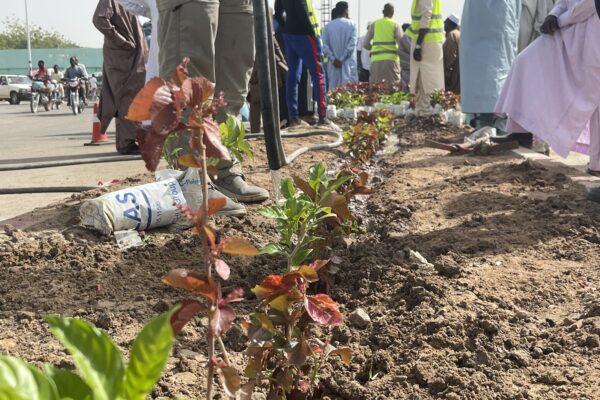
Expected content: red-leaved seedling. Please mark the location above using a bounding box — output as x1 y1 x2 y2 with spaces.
240 260 351 397
127 59 259 399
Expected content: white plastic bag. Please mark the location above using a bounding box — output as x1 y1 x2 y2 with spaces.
444 109 464 127
80 179 186 236
326 105 337 119
156 168 204 212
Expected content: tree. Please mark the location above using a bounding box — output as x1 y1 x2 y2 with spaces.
0 17 80 49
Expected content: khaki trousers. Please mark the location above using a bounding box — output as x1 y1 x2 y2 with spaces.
415 71 433 116
157 0 254 120
157 0 254 169
369 60 401 89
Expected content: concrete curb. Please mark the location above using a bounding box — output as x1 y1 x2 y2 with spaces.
510 147 600 193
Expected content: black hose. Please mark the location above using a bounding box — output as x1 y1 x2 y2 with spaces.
0 155 141 172
0 186 97 194
252 0 286 171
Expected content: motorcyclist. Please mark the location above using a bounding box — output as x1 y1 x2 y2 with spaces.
64 56 88 105
50 65 64 100
32 60 50 80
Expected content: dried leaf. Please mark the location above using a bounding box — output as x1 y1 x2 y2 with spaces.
292 175 316 200
322 193 353 221
162 269 218 304
282 266 318 286
177 154 201 169
287 336 310 367
207 198 226 217
202 117 231 161
328 347 352 364
212 303 236 337
269 295 291 312
170 299 207 335
305 294 343 326
236 381 256 400
252 275 287 301
216 364 241 397
224 288 245 303
182 77 215 109
309 259 330 272
220 237 258 256
203 226 217 251
215 259 231 281
172 57 190 86
127 77 165 121
136 127 166 172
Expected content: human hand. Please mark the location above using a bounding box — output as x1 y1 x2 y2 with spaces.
540 15 559 35
413 47 422 62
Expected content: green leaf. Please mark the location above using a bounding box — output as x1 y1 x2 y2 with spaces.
46 316 124 400
257 206 285 220
43 365 92 400
280 178 295 200
121 309 176 400
259 243 286 255
0 355 59 400
308 162 327 191
291 248 312 267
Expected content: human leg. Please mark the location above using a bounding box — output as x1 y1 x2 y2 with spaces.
116 117 139 154
284 34 303 121
157 0 219 80
295 35 327 119
215 8 255 122
414 72 433 116
589 108 600 171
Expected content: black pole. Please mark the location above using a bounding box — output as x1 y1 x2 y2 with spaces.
252 0 286 171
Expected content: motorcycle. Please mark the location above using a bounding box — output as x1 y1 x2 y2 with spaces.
66 77 87 116
30 79 61 113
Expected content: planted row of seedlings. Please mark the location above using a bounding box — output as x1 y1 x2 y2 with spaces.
0 60 392 399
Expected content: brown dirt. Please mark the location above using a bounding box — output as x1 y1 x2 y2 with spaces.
2 124 600 400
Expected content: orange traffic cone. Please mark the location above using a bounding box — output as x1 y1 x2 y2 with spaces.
84 101 110 146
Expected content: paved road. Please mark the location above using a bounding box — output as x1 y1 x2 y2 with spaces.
0 101 151 221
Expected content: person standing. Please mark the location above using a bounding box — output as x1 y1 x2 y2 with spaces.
117 0 159 82
406 0 445 117
443 14 460 94
88 74 98 101
274 0 335 128
519 0 556 51
357 23 372 82
322 2 358 89
398 23 411 90
496 0 600 174
93 0 147 155
363 3 403 87
155 0 269 211
461 0 521 129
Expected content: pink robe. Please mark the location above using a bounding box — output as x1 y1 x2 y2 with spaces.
495 0 600 159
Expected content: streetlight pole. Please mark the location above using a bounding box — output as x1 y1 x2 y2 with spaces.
24 0 33 74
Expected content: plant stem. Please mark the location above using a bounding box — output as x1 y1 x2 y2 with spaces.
287 227 307 270
217 336 231 365
192 126 215 400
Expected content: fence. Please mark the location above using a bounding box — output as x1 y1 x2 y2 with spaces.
0 48 103 75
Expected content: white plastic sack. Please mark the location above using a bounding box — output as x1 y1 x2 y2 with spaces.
156 168 204 212
443 109 464 127
326 105 337 119
80 179 186 236
345 108 358 120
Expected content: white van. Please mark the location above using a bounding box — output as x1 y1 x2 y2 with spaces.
0 75 32 104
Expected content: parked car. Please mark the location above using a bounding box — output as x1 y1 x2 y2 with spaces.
0 75 32 104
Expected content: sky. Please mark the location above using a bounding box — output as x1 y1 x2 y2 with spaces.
0 0 465 48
